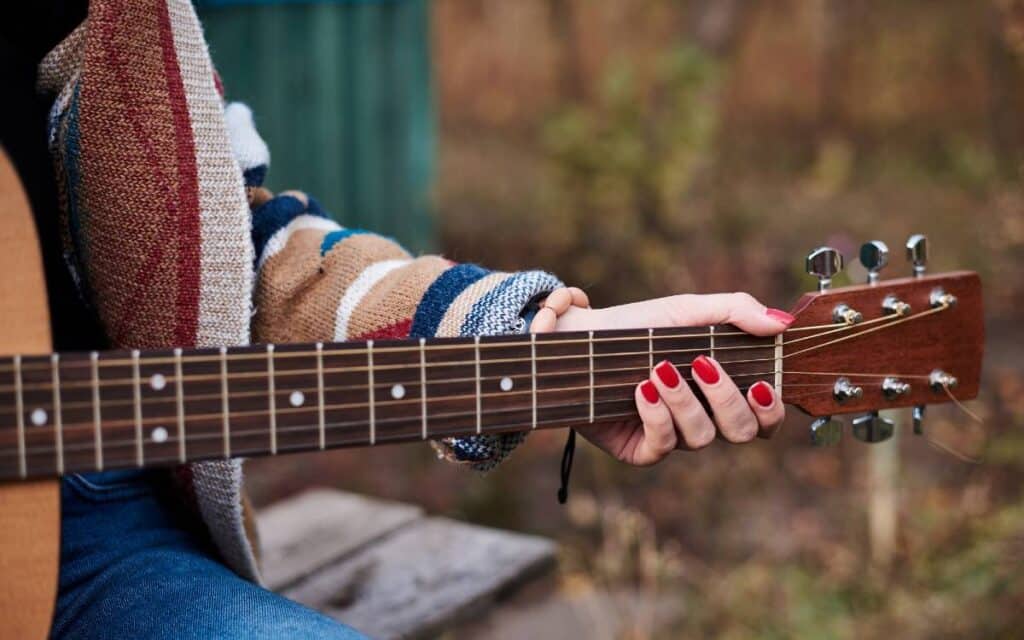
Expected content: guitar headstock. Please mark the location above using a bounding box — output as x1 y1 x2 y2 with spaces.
780 237 983 443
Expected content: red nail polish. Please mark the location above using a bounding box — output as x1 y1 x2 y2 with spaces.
640 380 660 404
691 355 720 385
751 381 774 408
654 360 680 388
766 308 795 325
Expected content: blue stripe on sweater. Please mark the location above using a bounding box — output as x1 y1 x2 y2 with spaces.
250 194 326 262
64 84 88 266
320 229 369 256
410 263 490 338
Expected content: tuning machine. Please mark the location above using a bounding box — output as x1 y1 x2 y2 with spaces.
851 240 896 443
806 246 843 292
805 247 847 444
907 233 928 435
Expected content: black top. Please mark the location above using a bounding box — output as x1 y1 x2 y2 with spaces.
1 1 107 352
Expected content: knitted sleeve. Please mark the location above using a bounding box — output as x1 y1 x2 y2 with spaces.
249 190 562 470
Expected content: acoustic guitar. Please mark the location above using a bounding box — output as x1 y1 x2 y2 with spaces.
0 148 984 637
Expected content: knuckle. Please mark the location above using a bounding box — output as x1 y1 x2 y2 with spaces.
726 418 759 443
687 425 715 449
732 291 757 307
716 389 747 414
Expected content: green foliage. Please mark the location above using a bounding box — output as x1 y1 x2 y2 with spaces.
539 46 720 301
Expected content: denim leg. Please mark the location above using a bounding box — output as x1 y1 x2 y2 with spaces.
53 471 368 640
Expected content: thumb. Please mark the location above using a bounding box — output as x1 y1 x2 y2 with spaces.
661 293 794 336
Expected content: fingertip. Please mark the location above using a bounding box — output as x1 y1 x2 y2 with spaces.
748 380 775 409
639 380 660 405
543 288 573 314
530 306 558 333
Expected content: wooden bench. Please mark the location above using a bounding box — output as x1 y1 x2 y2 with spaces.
257 488 558 639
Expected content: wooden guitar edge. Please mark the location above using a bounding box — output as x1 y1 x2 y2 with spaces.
0 147 61 639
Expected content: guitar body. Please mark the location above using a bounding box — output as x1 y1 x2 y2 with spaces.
0 149 60 638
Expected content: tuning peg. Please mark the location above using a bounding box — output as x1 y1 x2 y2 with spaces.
906 234 928 278
906 234 929 433
809 416 843 446
859 240 889 285
852 413 895 443
806 247 844 292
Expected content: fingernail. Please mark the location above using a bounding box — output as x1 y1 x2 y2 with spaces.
691 355 720 385
654 360 681 388
751 381 774 408
640 380 660 404
766 308 795 325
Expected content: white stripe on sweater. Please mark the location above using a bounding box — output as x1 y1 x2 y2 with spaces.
258 214 340 271
333 259 410 340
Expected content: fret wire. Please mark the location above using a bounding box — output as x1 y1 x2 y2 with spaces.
530 333 537 429
419 338 427 440
267 344 277 455
90 351 103 471
316 342 325 450
52 354 64 474
131 350 142 468
0 341 780 394
648 328 653 370
1 356 781 417
14 355 26 478
588 330 595 423
474 336 481 435
709 325 715 360
220 346 230 458
174 348 186 463
367 340 375 446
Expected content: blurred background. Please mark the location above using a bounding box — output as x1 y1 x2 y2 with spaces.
197 1 1024 637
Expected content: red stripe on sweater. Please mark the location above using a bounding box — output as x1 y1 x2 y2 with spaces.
156 0 202 346
353 318 413 341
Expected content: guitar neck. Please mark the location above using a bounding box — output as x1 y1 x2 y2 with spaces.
0 327 778 480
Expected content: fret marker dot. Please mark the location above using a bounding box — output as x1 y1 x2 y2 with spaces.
30 408 47 426
151 426 169 443
289 391 305 407
500 377 514 392
391 384 406 400
150 373 166 391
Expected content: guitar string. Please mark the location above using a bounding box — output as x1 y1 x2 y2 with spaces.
0 306 937 393
1 367 947 445
0 307 948 422
5 379 972 467
0 342 779 394
3 360 940 416
0 312 909 374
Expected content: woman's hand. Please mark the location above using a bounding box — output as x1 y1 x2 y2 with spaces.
540 292 793 466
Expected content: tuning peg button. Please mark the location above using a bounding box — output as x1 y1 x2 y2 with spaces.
906 234 928 278
852 413 895 443
806 247 844 292
810 417 843 446
859 241 889 284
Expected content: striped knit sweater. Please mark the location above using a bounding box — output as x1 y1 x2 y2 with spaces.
37 0 561 583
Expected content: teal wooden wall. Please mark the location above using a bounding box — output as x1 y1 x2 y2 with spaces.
197 1 436 251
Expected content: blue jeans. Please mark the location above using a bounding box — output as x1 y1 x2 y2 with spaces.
53 470 368 639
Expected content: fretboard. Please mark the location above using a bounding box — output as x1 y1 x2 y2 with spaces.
0 327 778 481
